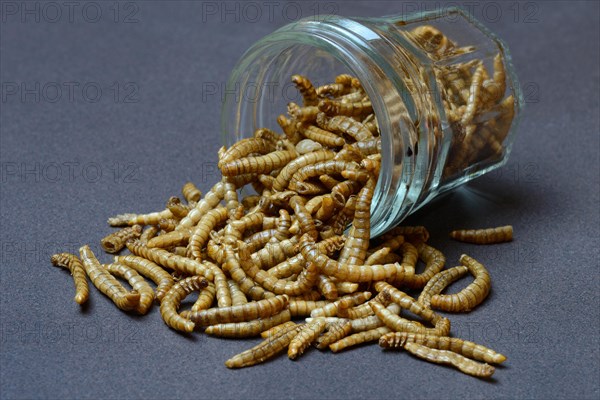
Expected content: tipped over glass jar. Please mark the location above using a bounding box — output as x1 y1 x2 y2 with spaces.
221 7 523 237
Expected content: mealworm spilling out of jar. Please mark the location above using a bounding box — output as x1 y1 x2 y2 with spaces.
50 11 520 378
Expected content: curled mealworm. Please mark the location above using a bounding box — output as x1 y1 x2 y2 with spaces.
330 326 391 353
79 245 140 311
100 225 142 253
115 255 174 302
288 318 328 360
379 332 506 364
418 266 469 308
316 82 351 97
182 182 202 203
191 282 215 311
316 114 373 142
126 241 214 280
219 138 277 166
272 149 335 191
166 197 193 219
105 262 155 314
402 342 495 379
187 207 229 261
261 321 297 339
430 254 491 312
449 225 513 244
187 295 289 326
315 320 353 350
159 276 209 333
288 160 359 193
50 253 89 305
404 243 446 289
292 75 318 106
107 208 173 227
205 309 292 338
225 323 301 368
254 127 282 143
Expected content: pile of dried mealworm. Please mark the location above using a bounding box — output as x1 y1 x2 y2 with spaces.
51 25 515 378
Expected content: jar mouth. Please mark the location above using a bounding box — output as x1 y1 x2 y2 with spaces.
221 15 416 236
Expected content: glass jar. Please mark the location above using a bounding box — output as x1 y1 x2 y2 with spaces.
221 7 523 237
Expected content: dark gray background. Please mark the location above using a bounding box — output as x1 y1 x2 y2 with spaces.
1 1 598 399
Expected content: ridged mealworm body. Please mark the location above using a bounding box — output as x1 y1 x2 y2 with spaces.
288 102 319 122
272 149 335 191
79 245 140 311
107 209 173 227
126 241 214 280
105 262 154 314
166 197 193 219
115 255 174 301
220 150 297 177
288 160 360 192
288 318 328 359
219 138 277 165
449 225 513 244
292 75 318 106
182 182 202 203
404 243 446 289
159 276 209 332
101 225 142 253
51 253 89 304
299 124 345 147
317 114 373 142
338 177 375 266
349 303 401 332
430 254 491 312
288 299 330 317
222 246 269 301
418 266 469 308
192 282 215 311
315 320 353 349
205 309 291 338
158 218 179 232
310 292 372 318
316 274 338 300
402 342 495 378
225 323 301 368
319 99 373 118
384 226 430 243
187 295 289 326
187 207 229 261
176 182 226 230
139 226 159 244
227 279 248 305
146 229 189 249
330 326 391 353
261 321 297 338
379 332 506 364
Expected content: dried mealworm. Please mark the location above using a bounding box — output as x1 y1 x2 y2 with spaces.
318 99 373 118
350 303 401 332
50 253 89 304
101 225 142 253
219 137 277 166
115 255 174 302
288 160 359 192
206 309 292 338
188 295 288 326
277 114 302 144
159 276 209 332
166 197 193 219
227 279 248 306
430 254 491 312
384 226 430 243
449 225 513 244
290 196 318 240
126 241 214 280
330 326 391 353
222 245 268 300
105 262 155 314
482 53 506 107
418 266 469 308
241 194 261 210
315 320 353 349
107 208 174 227
292 74 318 106
146 228 190 249
316 274 338 300
337 292 386 319
299 234 411 283
249 236 300 269
225 323 301 368
272 149 335 191
402 342 495 378
404 243 446 289
299 124 345 147
261 321 297 338
461 63 486 126
191 282 216 311
315 195 336 222
288 318 328 359
139 226 159 244
288 299 330 317
254 127 282 143
316 114 373 142
310 292 372 318
288 102 319 122
379 332 506 364
182 182 202 203
158 218 179 232
348 138 381 156
220 150 296 176
176 181 226 231
79 245 140 311
335 281 360 295
316 82 351 97
187 207 229 260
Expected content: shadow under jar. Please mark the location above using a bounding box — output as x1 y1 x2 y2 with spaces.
221 8 523 237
